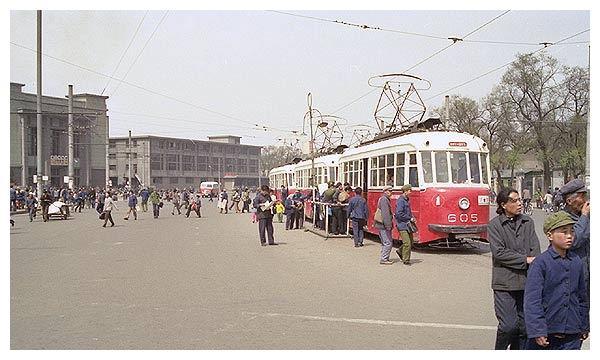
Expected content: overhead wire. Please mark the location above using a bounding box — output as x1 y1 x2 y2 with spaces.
424 28 590 102
330 10 511 116
10 41 294 135
100 10 149 96
109 10 169 97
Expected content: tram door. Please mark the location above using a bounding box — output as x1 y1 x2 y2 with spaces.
361 158 369 198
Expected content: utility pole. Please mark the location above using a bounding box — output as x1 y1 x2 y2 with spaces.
444 95 450 130
218 157 221 190
128 129 132 189
308 93 315 190
105 116 110 191
20 115 27 188
68 84 74 190
36 10 43 198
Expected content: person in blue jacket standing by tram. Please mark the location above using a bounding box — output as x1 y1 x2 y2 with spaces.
346 187 368 247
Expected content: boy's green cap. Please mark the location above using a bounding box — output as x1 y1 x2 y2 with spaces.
543 211 576 233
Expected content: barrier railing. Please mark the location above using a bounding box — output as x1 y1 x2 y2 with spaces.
304 201 350 239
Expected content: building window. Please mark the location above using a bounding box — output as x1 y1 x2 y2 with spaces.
151 154 162 170
109 165 116 171
182 155 194 171
108 153 116 159
185 177 194 184
167 154 179 171
51 129 61 155
133 164 138 173
171 177 179 184
132 153 137 159
153 177 162 184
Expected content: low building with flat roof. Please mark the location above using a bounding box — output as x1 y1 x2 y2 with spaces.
108 134 264 190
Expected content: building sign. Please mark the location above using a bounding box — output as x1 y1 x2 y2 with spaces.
448 142 467 147
50 155 68 166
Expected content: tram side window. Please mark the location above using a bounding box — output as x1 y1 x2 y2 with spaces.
370 157 378 187
421 151 433 183
481 153 489 184
450 152 468 184
468 152 481 183
395 152 405 187
385 154 395 186
408 152 418 187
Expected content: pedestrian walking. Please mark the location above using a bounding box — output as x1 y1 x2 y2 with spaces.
25 193 37 222
488 188 541 350
102 193 118 227
149 190 161 218
275 200 285 223
219 189 228 214
346 187 368 247
140 188 150 212
374 185 394 265
10 185 17 212
284 194 295 230
124 191 138 220
96 190 105 213
229 189 241 213
241 187 250 213
186 194 202 218
558 179 590 302
253 185 277 246
171 190 182 215
394 184 415 265
524 211 589 350
40 190 52 222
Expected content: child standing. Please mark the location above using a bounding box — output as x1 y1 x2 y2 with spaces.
275 200 285 223
524 211 589 350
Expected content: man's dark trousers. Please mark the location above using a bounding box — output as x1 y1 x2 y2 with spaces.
494 290 526 350
258 217 275 245
525 334 582 350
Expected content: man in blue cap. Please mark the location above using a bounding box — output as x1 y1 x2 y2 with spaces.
559 178 590 299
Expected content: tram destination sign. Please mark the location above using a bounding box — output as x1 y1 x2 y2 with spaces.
448 141 467 147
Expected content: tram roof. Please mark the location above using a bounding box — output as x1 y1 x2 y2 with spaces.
340 131 487 160
293 153 341 170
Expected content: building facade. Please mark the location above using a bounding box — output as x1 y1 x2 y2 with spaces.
9 82 108 188
108 134 264 190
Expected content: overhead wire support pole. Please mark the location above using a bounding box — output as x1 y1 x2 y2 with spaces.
36 10 43 198
68 85 74 190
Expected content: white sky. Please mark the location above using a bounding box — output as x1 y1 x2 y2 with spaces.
8 6 590 147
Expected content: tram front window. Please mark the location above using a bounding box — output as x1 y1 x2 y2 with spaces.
435 152 449 183
450 152 468 183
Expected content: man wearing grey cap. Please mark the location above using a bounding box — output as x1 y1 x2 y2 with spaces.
559 178 590 298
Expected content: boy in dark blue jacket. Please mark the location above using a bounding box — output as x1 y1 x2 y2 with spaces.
524 211 589 350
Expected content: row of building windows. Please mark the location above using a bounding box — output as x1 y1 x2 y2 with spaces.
151 177 197 185
151 140 260 156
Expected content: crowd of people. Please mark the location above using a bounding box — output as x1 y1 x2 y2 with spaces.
10 176 591 350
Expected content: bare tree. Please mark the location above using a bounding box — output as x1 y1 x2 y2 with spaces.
500 52 566 189
260 145 303 174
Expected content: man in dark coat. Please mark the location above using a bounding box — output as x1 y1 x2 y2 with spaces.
253 185 277 246
488 188 541 350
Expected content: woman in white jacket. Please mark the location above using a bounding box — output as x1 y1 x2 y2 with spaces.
103 194 118 227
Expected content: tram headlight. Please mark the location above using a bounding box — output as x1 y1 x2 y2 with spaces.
458 197 470 210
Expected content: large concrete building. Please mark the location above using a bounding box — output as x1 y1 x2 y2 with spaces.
108 134 264 190
9 82 108 188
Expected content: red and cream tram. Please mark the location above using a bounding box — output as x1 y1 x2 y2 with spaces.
268 130 491 247
338 130 490 247
269 164 296 200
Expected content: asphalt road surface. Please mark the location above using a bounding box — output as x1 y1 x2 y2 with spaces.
10 201 589 349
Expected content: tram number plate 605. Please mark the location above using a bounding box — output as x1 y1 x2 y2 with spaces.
448 213 478 223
